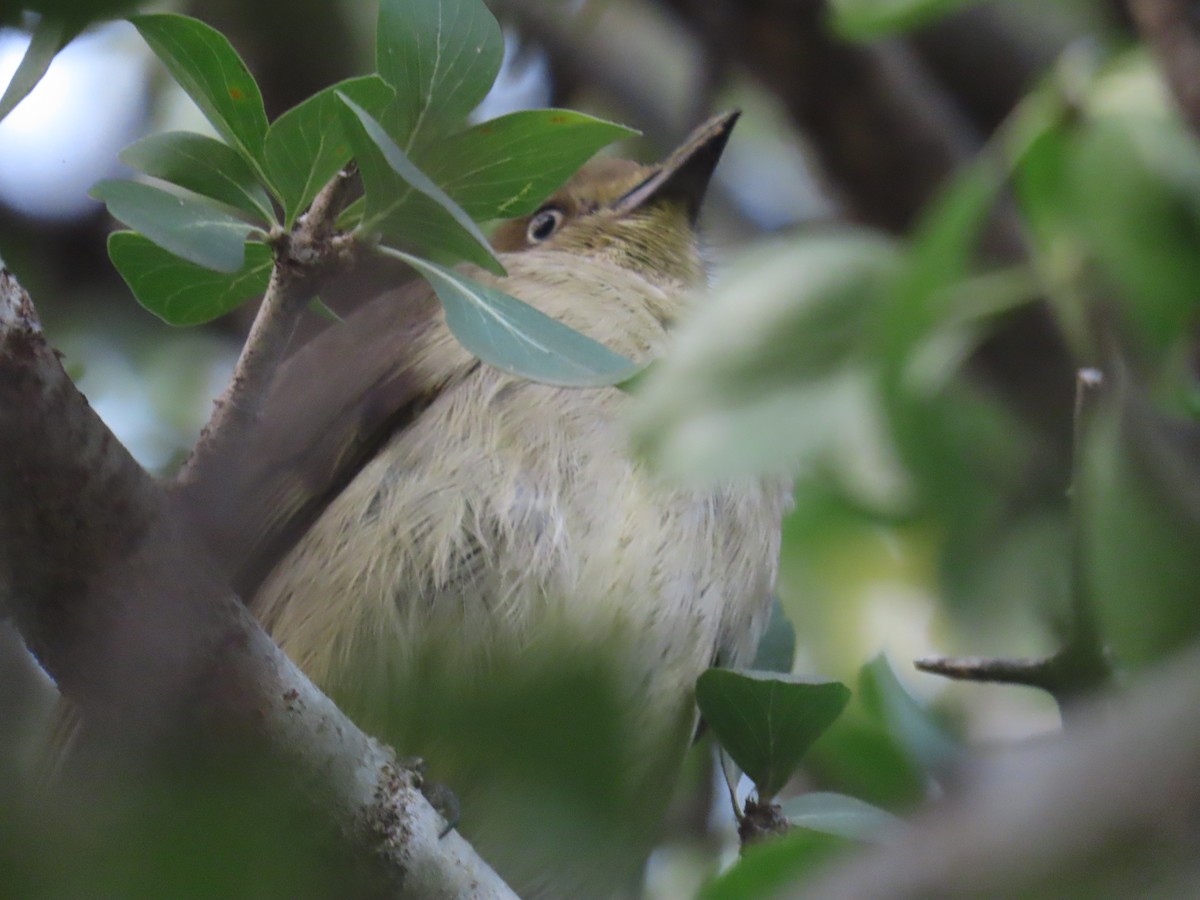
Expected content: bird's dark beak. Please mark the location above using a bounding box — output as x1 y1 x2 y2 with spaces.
611 110 739 223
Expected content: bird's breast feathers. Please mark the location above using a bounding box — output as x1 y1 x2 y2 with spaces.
254 249 788 715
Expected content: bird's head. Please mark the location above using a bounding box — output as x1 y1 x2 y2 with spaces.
491 111 739 288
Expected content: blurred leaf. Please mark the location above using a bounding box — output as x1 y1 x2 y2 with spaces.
339 94 501 274
779 791 902 843
631 232 900 478
130 14 268 169
883 266 1042 417
333 643 664 887
931 266 1044 333
696 669 851 801
805 715 927 811
91 179 259 273
699 829 847 900
120 131 276 223
429 110 638 219
0 15 85 124
752 596 797 674
1069 117 1200 354
264 75 394 227
3 746 379 899
880 159 1002 366
876 157 1036 563
108 231 271 325
375 0 503 147
1011 107 1076 254
638 370 877 480
379 247 639 387
829 0 979 40
859 654 962 773
1082 389 1200 666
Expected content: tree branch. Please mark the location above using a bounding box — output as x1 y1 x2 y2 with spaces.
493 0 701 144
913 654 1065 690
0 265 516 898
177 168 359 491
915 369 1112 718
908 3 1067 135
657 0 978 234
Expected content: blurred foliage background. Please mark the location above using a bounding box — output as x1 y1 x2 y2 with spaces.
4 0 1200 896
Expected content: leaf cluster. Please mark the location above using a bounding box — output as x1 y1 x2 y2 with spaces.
75 0 639 386
642 4 1200 894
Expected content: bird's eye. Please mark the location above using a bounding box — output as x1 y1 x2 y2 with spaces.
526 207 565 243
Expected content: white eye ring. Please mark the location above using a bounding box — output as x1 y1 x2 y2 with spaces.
526 207 564 243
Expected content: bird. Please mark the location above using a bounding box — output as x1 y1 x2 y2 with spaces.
226 111 789 897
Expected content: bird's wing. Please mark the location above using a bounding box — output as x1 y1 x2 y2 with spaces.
184 278 479 599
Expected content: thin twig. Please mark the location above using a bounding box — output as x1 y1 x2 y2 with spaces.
1066 369 1107 667
917 369 1112 721
914 655 1060 691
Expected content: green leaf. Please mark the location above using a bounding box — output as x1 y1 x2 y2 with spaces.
805 716 927 811
130 14 268 168
881 159 1003 367
379 247 640 387
339 94 502 273
874 159 1025 533
695 669 851 801
751 596 796 674
108 231 272 325
859 654 962 773
779 791 902 843
699 829 847 900
264 75 395 227
91 179 259 273
429 110 638 219
0 15 85 124
1082 391 1200 666
1068 117 1200 353
630 232 900 478
1010 99 1074 243
829 0 980 40
375 0 504 148
120 131 275 223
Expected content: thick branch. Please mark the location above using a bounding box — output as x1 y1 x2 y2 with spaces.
1126 0 1200 140
493 0 700 144
909 3 1067 134
0 266 515 898
658 0 978 234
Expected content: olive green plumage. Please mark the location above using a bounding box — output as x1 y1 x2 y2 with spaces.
250 113 788 897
